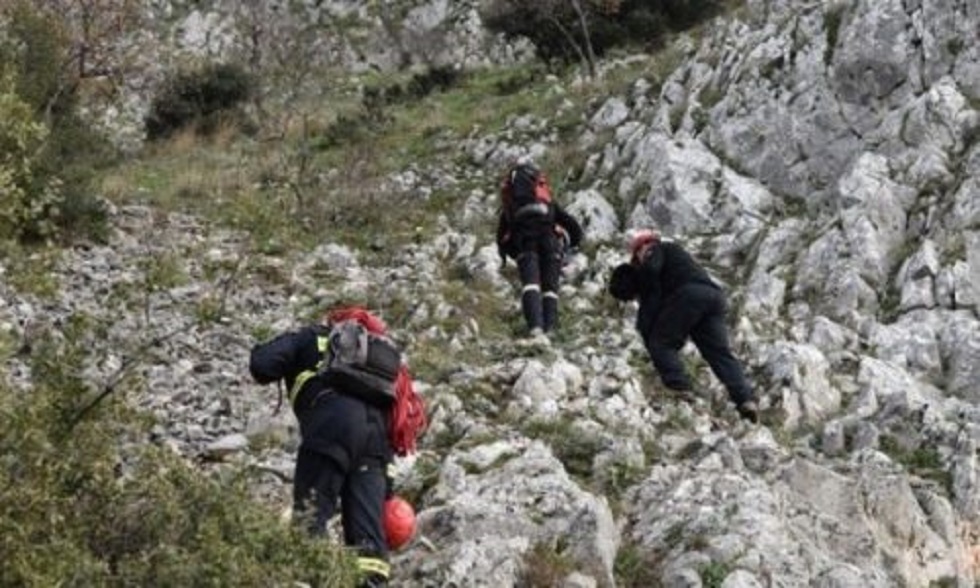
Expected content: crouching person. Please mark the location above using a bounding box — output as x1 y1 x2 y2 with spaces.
250 305 425 587
609 230 759 423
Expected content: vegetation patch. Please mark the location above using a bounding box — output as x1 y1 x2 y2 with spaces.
700 560 732 587
879 434 952 494
0 1 113 245
614 541 668 587
522 541 575 587
145 62 254 141
0 321 357 587
0 243 61 298
523 417 604 483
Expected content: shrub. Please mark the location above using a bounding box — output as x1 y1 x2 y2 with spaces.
482 0 728 67
406 65 462 99
145 62 254 141
0 73 62 242
0 1 111 245
0 317 358 587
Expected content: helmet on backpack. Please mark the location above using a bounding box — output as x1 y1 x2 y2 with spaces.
501 159 552 217
383 495 417 550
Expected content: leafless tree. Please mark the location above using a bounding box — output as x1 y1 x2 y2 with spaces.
6 0 145 121
32 0 144 80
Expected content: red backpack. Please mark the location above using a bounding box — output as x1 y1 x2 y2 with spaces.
501 163 552 218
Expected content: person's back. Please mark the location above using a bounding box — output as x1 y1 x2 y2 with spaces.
494 158 583 335
613 230 758 423
634 240 717 302
249 307 413 587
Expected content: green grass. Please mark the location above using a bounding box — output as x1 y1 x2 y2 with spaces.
523 417 605 483
522 541 575 587
0 242 61 298
614 542 667 587
95 55 623 260
700 560 732 587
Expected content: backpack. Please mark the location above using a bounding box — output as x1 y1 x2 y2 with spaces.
501 163 552 219
319 319 402 407
320 319 427 457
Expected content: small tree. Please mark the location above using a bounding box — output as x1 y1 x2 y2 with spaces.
0 73 62 242
483 0 598 77
0 1 112 244
31 0 145 88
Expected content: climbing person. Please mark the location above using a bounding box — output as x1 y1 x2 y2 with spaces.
608 229 759 423
496 157 584 336
249 306 427 587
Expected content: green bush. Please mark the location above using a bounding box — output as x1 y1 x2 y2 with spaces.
0 317 358 587
145 62 254 140
359 65 464 116
483 0 728 67
0 74 61 242
0 1 111 245
405 65 463 99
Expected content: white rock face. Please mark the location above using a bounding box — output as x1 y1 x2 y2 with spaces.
4 0 980 586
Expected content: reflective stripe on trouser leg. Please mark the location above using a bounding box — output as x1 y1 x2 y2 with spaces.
357 556 391 578
521 284 543 332
542 291 558 333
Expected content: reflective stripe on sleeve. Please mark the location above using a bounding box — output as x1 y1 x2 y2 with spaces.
289 335 330 405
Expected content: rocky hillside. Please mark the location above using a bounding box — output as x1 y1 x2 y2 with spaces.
2 0 979 586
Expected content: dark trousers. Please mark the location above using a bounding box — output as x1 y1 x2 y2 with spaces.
293 448 387 552
516 233 561 332
643 283 753 405
293 393 391 584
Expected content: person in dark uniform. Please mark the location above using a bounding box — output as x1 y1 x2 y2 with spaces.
496 158 584 336
609 229 759 423
249 306 404 587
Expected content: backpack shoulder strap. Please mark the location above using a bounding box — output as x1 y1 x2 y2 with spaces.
289 327 332 406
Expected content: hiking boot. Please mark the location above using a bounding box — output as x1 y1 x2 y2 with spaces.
517 327 550 348
737 401 759 424
663 384 695 402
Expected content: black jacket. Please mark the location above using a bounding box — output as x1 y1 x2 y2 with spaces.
249 326 322 404
634 240 719 335
496 203 584 260
250 325 393 462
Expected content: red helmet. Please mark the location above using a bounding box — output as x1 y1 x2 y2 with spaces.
383 496 417 550
628 229 660 260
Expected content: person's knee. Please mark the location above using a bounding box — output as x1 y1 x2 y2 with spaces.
648 332 684 352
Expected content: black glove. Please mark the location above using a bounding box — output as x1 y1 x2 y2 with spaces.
609 263 638 301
